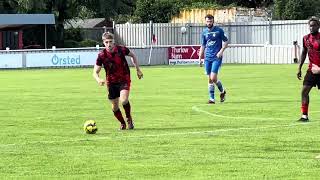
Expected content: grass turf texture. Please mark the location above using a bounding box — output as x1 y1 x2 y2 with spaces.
0 64 320 179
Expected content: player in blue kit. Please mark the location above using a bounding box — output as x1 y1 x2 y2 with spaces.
198 14 228 104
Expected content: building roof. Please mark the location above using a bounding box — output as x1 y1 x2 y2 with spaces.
65 18 108 29
0 14 55 29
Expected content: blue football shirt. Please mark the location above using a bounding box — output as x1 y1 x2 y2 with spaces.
201 26 228 61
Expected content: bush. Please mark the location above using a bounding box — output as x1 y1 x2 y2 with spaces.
134 0 182 23
64 40 80 48
79 39 100 47
64 28 83 42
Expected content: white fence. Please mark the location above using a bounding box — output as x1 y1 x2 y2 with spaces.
224 44 297 64
0 44 301 69
115 20 308 47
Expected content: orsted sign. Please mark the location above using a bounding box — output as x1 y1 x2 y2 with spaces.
26 52 97 67
51 54 80 65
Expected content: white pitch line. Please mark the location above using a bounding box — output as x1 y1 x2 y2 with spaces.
0 105 315 147
0 123 310 148
192 104 320 120
192 105 291 120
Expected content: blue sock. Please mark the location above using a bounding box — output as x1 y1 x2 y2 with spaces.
208 83 215 100
216 80 224 93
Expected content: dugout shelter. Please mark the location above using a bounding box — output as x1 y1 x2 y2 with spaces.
0 14 55 50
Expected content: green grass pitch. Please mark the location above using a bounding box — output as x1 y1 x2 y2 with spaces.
0 64 320 179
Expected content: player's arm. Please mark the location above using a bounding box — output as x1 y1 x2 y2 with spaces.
293 41 299 63
127 51 143 79
216 30 229 58
216 40 229 58
311 63 320 74
198 46 205 67
199 32 206 67
93 65 105 86
297 40 308 80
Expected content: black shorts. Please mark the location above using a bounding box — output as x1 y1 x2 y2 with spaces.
303 71 320 89
107 82 130 99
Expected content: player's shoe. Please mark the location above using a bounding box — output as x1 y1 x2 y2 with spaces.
119 123 126 130
208 99 215 104
297 117 309 122
127 118 134 130
220 90 226 102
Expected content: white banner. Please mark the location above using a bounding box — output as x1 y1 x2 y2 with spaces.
0 54 23 68
26 52 99 67
169 59 200 65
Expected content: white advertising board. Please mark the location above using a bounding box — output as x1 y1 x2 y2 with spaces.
26 52 99 67
0 54 23 68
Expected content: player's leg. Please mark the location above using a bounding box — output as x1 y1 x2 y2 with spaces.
119 82 134 129
109 84 126 130
300 85 312 121
211 60 226 102
299 71 315 121
205 60 215 103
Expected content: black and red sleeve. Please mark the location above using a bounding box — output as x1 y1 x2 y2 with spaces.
121 46 130 56
96 53 103 66
303 37 307 49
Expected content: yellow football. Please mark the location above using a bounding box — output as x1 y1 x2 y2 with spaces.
83 120 98 134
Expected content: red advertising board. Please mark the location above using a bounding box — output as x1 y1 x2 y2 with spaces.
168 46 201 65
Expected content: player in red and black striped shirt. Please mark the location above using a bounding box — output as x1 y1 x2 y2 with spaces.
93 32 143 130
297 17 320 122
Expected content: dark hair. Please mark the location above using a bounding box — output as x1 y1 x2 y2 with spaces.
205 14 214 20
308 16 320 26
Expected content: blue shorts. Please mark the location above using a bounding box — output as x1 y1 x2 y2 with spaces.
204 59 222 75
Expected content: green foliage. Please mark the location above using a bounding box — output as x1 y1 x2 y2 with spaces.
64 27 83 42
0 0 18 13
114 14 141 23
134 0 183 23
273 0 287 20
182 2 234 10
63 39 80 48
16 0 47 13
283 0 304 20
182 2 222 10
83 0 135 20
77 6 95 19
133 0 239 23
274 0 320 20
79 39 100 47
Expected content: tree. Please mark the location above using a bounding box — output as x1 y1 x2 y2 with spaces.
82 0 136 20
214 0 273 8
273 0 320 20
273 0 287 19
282 0 320 20
0 0 18 13
282 0 303 20
134 0 183 23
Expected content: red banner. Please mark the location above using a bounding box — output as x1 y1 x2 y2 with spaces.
168 46 201 65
